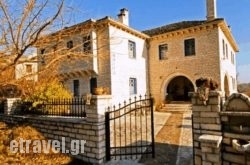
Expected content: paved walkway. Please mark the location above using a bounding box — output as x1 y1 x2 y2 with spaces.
176 113 193 165
104 111 193 165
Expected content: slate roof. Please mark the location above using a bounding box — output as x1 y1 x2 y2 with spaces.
143 20 215 36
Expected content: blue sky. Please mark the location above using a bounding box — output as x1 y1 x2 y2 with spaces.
66 0 250 83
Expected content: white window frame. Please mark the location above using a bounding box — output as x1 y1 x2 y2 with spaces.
128 40 136 58
129 78 137 95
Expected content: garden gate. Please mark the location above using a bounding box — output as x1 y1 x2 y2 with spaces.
105 95 155 161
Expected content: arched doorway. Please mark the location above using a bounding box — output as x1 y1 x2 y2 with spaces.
166 76 194 102
224 75 230 98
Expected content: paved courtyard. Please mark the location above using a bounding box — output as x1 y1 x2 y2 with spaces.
105 111 193 165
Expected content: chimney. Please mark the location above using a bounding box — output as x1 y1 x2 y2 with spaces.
206 0 217 20
118 8 129 26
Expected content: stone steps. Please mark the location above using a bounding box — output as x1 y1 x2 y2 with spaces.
157 102 192 113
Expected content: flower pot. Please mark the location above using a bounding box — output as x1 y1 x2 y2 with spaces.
94 87 104 95
102 87 110 94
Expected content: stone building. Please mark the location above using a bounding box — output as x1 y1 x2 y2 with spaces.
15 55 38 82
36 9 148 105
35 0 239 106
144 0 238 104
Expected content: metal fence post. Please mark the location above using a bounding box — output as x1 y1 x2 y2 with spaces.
105 112 111 161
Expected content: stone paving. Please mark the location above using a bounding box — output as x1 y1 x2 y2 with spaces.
104 111 193 165
176 112 193 165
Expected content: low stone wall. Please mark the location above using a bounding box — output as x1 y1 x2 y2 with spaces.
0 95 112 165
191 91 250 165
220 93 250 165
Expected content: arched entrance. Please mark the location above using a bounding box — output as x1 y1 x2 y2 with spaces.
166 76 194 102
224 75 230 98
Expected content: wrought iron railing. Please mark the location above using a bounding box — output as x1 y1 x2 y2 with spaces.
0 99 4 114
105 95 155 161
18 98 87 118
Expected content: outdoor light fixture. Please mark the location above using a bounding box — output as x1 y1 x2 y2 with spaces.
85 93 92 105
82 93 92 117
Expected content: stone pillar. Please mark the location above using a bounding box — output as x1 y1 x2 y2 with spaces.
85 95 112 164
199 134 222 164
191 91 223 165
4 98 21 115
85 95 112 123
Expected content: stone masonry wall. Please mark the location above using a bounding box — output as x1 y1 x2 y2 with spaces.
0 95 112 165
149 25 221 105
191 91 250 165
191 91 224 165
220 93 250 165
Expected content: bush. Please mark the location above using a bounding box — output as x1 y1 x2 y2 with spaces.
25 80 72 108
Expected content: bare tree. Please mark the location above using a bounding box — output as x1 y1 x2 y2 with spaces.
0 0 68 99
0 0 64 70
0 1 121 98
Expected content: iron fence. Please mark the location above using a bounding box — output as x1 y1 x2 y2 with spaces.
0 99 4 114
105 95 155 161
19 98 87 118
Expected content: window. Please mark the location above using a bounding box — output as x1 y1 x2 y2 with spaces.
73 80 79 97
231 77 236 90
25 64 32 73
67 40 73 49
231 51 235 64
184 38 195 56
90 77 97 94
83 35 91 53
128 40 136 58
222 39 225 58
159 44 168 60
129 78 137 95
234 78 236 89
40 49 45 54
225 44 228 59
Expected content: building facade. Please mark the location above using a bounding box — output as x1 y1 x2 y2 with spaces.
144 18 238 104
35 0 239 106
144 0 238 105
36 9 148 105
15 56 38 82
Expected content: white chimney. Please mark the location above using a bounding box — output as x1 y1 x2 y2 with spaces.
206 0 217 20
118 8 129 26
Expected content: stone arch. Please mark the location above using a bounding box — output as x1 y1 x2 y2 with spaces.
223 93 250 112
161 73 195 102
224 74 230 98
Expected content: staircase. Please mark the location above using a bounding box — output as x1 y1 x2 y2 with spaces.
157 101 192 113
